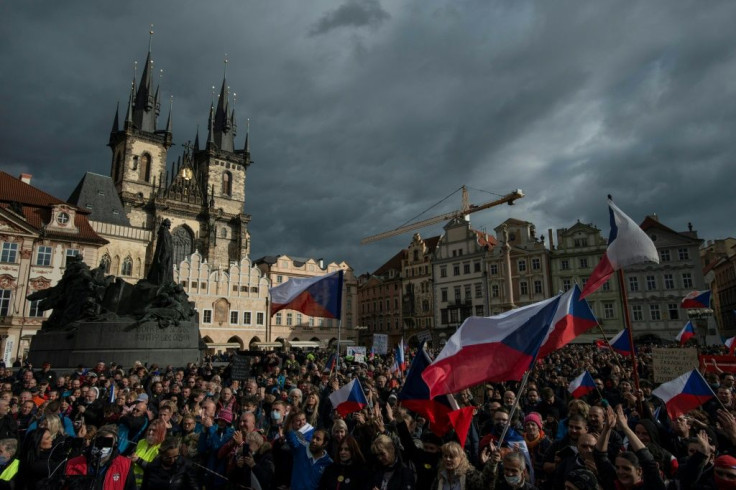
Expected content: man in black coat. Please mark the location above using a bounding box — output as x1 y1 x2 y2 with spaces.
0 400 17 440
141 438 200 490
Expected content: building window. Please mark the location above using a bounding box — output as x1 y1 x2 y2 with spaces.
520 281 528 296
287 313 293 326
603 302 615 319
579 258 588 269
650 304 661 321
0 289 10 316
518 260 527 272
441 288 448 302
139 153 151 182
29 299 44 317
664 274 674 289
463 263 470 274
202 310 212 323
230 311 239 324
309 317 314 327
100 254 111 273
561 260 569 271
574 238 588 247
222 171 232 196
475 282 482 298
453 264 460 276
1 243 18 263
682 273 693 289
660 249 671 262
454 286 461 302
491 284 499 297
475 305 484 316
440 266 447 278
490 264 498 275
296 314 302 325
474 261 481 272
36 246 52 266
64 249 80 267
534 280 543 294
256 312 264 325
602 281 611 291
532 258 541 270
441 310 449 324
668 304 679 320
275 313 282 325
562 279 571 291
646 275 656 290
632 305 643 321
678 248 689 260
121 257 133 276
276 275 283 284
629 276 639 292
464 284 471 301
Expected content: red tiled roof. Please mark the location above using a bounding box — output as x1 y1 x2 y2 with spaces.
374 249 406 276
0 172 107 244
472 229 497 249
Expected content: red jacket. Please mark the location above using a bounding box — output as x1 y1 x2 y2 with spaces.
65 454 135 490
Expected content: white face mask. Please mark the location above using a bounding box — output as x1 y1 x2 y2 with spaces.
91 447 112 460
505 475 522 487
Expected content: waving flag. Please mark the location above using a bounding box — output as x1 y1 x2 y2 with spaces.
270 270 343 318
609 329 636 356
580 198 659 299
392 338 406 375
323 353 337 373
328 378 368 417
568 371 596 399
652 370 715 419
676 321 696 345
682 290 711 309
422 286 597 398
725 337 736 354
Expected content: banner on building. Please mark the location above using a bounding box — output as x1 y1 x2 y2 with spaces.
651 348 699 383
2 338 14 367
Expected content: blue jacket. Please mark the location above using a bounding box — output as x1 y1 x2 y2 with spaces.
286 430 332 490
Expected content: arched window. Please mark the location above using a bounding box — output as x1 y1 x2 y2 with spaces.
100 254 111 274
221 171 232 196
121 256 133 276
172 226 194 267
139 154 151 183
220 227 228 238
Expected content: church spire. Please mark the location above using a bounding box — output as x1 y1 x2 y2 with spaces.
132 26 159 133
111 102 120 133
165 95 173 134
212 56 235 153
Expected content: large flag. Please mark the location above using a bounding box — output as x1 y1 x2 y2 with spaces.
422 286 597 398
580 199 659 299
328 378 368 417
269 270 343 318
675 321 696 345
681 290 711 309
568 371 596 399
652 370 715 419
608 329 636 356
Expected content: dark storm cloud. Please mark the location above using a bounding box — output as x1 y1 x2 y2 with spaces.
2 1 736 274
309 0 390 37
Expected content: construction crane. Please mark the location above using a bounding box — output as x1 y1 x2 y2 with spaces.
360 186 524 245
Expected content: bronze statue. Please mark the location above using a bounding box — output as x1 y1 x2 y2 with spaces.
147 218 174 285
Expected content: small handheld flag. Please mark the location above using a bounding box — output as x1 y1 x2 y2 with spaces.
675 321 696 345
652 369 715 419
269 270 343 318
681 290 711 309
328 378 368 417
608 329 636 356
568 371 596 399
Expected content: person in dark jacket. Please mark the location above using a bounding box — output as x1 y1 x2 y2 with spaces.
369 434 415 490
225 431 275 490
141 437 200 490
0 400 17 441
63 424 137 490
319 435 370 490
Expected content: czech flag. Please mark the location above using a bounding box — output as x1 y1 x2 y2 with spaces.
270 270 343 318
725 337 736 354
580 198 659 299
328 378 368 417
675 321 696 345
652 369 716 419
681 290 711 309
422 285 597 398
568 371 596 399
608 329 636 356
392 338 406 374
504 428 535 483
323 353 337 373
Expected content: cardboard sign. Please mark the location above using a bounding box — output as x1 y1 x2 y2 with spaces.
373 334 388 355
346 346 366 363
416 330 432 343
651 348 699 383
231 354 252 381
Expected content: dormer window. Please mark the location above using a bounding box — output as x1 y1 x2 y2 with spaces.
57 212 70 225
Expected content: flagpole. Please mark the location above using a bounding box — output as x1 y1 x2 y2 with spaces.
336 318 342 373
498 368 534 446
617 269 643 405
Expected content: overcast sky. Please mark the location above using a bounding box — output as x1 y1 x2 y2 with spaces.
2 1 734 274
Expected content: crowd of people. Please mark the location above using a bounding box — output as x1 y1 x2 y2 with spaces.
1 342 735 490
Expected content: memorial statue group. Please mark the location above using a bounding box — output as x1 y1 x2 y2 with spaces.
1 341 736 490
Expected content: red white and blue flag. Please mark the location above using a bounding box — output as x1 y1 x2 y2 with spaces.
422 285 597 398
681 290 711 309
608 329 636 356
323 353 337 373
398 345 474 444
652 369 716 419
392 338 406 374
675 321 696 345
270 270 343 318
568 371 596 398
580 198 659 299
725 337 736 354
328 378 368 417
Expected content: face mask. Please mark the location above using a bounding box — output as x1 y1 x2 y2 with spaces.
271 411 282 421
91 447 112 460
505 475 522 487
0 455 8 465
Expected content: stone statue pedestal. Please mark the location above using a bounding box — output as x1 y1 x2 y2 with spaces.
28 320 201 368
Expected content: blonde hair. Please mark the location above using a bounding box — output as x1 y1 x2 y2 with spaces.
568 399 590 419
371 434 395 460
438 442 472 476
42 414 65 440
